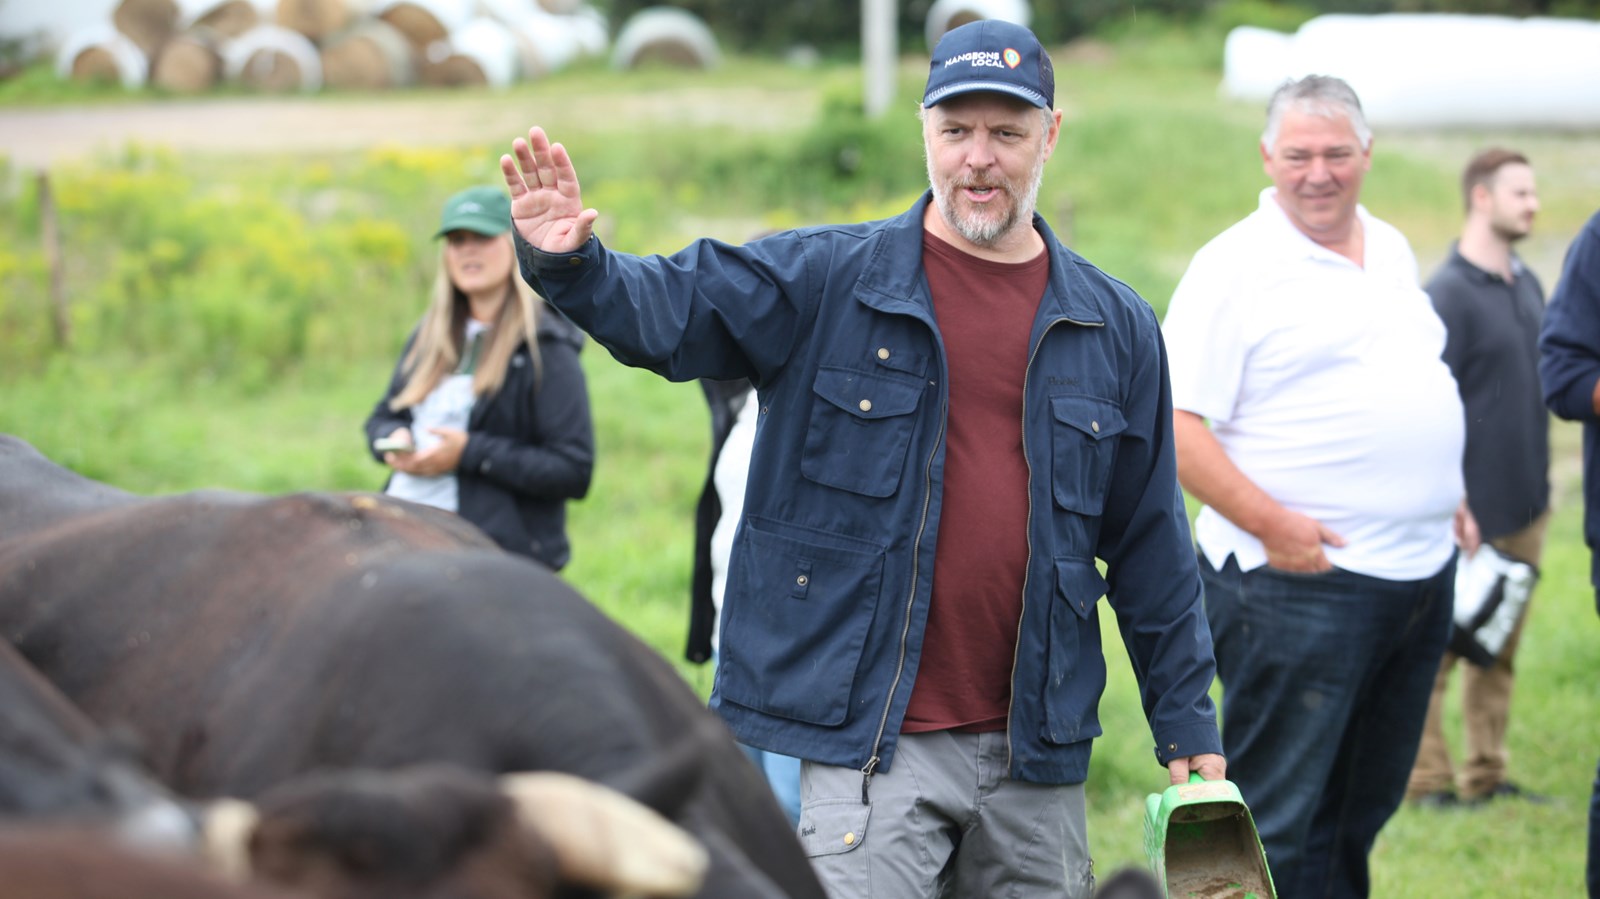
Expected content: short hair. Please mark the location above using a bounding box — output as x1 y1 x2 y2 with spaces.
1460 147 1530 211
1261 75 1372 152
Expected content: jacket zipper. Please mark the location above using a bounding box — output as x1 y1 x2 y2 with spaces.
862 387 949 804
1006 315 1104 773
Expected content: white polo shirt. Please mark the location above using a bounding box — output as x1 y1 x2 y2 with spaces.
1163 188 1464 580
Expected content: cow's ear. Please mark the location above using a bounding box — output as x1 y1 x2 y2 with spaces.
499 772 708 896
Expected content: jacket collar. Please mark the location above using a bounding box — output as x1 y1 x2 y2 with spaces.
852 191 1106 326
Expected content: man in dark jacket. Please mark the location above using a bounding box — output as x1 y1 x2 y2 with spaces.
1536 206 1600 899
499 20 1223 898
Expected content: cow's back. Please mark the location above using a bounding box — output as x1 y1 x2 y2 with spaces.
0 475 822 898
0 435 141 541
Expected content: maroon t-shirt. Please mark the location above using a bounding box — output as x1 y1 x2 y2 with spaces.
902 230 1050 734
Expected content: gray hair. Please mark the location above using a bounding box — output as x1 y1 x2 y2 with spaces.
1261 75 1372 152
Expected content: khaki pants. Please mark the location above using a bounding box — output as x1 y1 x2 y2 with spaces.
1408 511 1549 801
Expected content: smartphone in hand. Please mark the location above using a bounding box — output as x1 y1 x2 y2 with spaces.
373 436 415 454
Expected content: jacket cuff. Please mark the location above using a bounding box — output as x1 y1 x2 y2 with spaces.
514 231 598 281
1151 720 1224 766
1556 370 1600 422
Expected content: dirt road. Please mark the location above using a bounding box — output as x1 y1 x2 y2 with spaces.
0 86 817 171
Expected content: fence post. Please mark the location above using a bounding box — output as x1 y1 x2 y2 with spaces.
37 169 70 348
862 0 896 120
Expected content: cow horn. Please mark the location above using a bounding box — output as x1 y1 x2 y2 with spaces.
499 771 709 896
199 797 260 882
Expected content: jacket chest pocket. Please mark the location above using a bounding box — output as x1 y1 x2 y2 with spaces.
801 366 925 498
1049 395 1127 515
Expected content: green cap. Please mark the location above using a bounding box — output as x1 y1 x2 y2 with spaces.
435 186 511 238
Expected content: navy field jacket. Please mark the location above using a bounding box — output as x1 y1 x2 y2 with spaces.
517 192 1221 784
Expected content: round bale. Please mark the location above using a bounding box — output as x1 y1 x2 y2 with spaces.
224 23 323 92
114 0 182 56
376 0 475 53
183 0 273 39
151 27 225 92
611 7 719 71
924 0 1032 51
501 9 581 79
56 24 149 88
276 0 358 42
321 18 417 90
418 17 519 88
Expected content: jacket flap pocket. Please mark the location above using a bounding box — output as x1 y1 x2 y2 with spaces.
813 366 922 420
1056 558 1109 620
800 798 872 858
1050 395 1127 441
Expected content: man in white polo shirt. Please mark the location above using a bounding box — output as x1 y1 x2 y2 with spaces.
1162 75 1465 899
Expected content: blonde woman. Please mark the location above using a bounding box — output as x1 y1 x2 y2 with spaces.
365 186 593 569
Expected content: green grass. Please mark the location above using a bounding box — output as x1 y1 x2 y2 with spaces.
3 18 1599 895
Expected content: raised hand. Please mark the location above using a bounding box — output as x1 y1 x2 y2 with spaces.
500 126 600 254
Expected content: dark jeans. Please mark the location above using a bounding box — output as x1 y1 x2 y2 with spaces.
1199 552 1452 899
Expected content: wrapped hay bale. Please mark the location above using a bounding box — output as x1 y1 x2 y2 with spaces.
418 16 519 87
321 18 417 89
277 0 368 42
224 23 323 92
375 0 474 53
182 0 274 39
924 0 1031 50
566 4 608 58
498 8 582 79
611 7 718 71
150 26 225 92
114 0 181 56
56 24 149 88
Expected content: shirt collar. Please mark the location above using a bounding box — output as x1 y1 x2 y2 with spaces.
1257 187 1373 266
1447 242 1525 284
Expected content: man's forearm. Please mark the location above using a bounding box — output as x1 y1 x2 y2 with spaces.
1172 411 1284 538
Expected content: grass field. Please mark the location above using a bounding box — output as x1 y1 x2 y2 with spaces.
3 16 1598 895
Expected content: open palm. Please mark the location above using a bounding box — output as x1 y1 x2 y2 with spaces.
500 126 599 254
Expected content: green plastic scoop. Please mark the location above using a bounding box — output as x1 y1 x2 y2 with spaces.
1141 774 1276 899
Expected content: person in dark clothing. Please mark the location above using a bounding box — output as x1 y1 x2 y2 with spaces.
499 20 1223 899
1409 148 1549 808
365 185 593 569
1536 206 1600 899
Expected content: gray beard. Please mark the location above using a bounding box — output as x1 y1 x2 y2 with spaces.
927 155 1046 249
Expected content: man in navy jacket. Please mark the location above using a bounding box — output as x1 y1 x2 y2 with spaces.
1536 206 1600 899
500 21 1223 898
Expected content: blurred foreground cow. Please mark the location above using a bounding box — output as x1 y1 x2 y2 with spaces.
0 434 823 899
0 636 708 899
0 634 196 845
0 761 708 899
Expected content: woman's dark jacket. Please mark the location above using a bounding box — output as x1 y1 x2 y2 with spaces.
365 303 593 569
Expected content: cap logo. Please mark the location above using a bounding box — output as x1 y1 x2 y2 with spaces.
459 202 482 212
1003 48 1021 68
943 49 1005 70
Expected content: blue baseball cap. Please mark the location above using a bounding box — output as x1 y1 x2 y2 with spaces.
923 19 1054 110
